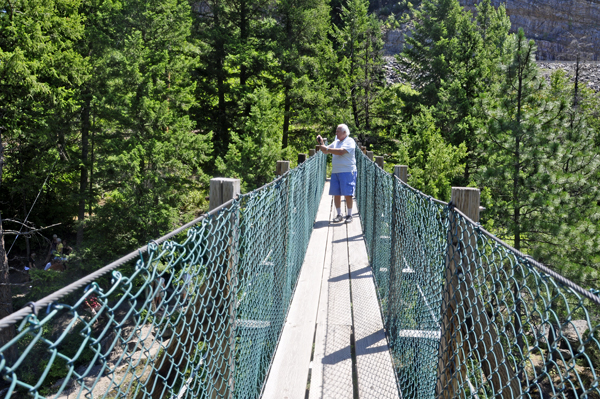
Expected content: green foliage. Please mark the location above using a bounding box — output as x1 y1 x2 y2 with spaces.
477 31 600 288
397 0 510 182
84 0 212 253
218 87 285 191
334 0 385 132
393 107 467 200
479 30 559 247
0 0 88 240
2 0 599 334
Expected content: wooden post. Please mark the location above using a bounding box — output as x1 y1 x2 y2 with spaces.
210 178 241 211
374 156 384 169
393 165 408 183
207 178 240 399
309 149 316 157
437 187 520 398
298 153 306 164
209 178 240 399
366 151 374 161
315 145 321 153
361 146 367 155
451 188 480 221
276 160 290 177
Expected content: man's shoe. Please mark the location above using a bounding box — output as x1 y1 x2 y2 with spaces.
345 215 353 223
333 215 344 223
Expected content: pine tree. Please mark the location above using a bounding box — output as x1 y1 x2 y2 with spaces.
192 0 283 158
398 0 510 182
394 106 467 200
87 0 211 252
528 71 600 286
217 87 285 191
272 0 334 149
479 29 565 252
0 0 87 356
335 0 385 132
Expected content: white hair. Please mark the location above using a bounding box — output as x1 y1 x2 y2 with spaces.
337 124 350 137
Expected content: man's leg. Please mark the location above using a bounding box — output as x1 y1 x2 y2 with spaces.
330 173 343 222
341 171 356 222
333 195 344 222
345 196 353 214
334 195 342 210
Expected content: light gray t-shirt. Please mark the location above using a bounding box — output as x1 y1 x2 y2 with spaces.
328 136 357 174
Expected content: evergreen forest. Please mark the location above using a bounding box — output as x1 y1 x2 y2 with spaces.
1 0 599 322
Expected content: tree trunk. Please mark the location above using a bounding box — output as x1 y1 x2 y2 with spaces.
239 0 251 118
214 6 228 156
282 87 291 149
364 37 371 130
77 96 90 248
0 133 17 361
573 54 580 108
22 200 30 260
350 33 360 128
89 124 94 217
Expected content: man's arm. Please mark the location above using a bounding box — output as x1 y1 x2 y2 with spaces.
319 146 347 155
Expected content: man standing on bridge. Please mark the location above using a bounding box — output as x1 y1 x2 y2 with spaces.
317 124 357 223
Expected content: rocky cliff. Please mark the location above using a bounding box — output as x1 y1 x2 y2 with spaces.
383 0 600 60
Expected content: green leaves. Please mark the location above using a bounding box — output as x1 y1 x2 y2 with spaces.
394 106 467 200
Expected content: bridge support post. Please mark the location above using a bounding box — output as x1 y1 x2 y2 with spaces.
208 177 241 399
374 156 384 169
437 187 520 398
276 160 290 177
298 153 307 164
210 178 241 211
366 151 374 161
393 165 408 183
309 149 316 157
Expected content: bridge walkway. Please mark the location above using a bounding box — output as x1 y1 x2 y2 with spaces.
263 181 399 398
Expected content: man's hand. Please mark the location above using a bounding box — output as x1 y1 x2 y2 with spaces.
316 135 324 146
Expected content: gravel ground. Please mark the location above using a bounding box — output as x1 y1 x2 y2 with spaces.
383 57 600 93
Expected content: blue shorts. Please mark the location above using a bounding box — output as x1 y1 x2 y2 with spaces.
329 172 357 196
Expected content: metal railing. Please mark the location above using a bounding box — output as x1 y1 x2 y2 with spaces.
356 148 600 399
0 152 327 399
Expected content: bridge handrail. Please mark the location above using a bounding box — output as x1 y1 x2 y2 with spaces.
0 152 327 399
356 147 600 399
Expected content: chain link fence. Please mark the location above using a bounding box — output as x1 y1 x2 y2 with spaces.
0 152 327 399
356 149 600 399
2 146 599 399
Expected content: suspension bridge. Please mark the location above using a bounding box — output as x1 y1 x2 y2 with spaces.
0 148 599 399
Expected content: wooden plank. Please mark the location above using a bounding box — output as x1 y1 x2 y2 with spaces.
324 219 352 326
309 324 353 399
346 210 400 398
262 183 333 399
309 203 353 399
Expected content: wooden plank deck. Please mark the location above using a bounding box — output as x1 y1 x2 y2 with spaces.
262 181 334 398
262 185 400 398
346 210 400 398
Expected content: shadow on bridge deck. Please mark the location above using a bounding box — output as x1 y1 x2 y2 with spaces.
262 181 400 399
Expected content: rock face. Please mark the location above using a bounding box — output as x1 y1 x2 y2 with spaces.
382 0 600 61
460 0 600 61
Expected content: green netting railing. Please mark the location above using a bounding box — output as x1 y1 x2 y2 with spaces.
356 149 600 399
0 152 326 399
